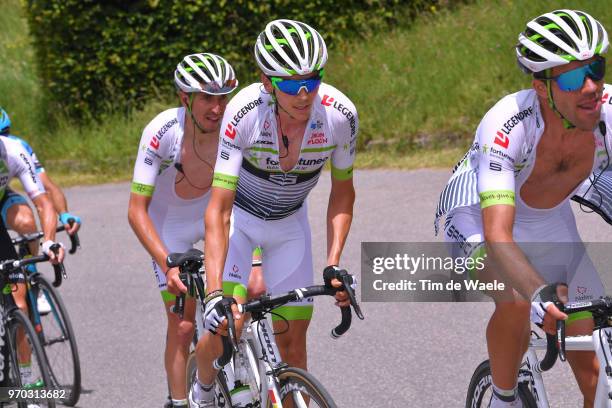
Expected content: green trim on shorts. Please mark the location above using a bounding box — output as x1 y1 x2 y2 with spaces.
479 190 515 209
2 284 11 295
212 172 238 191
252 246 262 257
271 305 314 321
331 165 353 181
161 290 175 303
223 281 247 299
131 182 155 196
567 311 593 325
468 244 487 281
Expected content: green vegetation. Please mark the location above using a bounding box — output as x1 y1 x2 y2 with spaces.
2 0 612 185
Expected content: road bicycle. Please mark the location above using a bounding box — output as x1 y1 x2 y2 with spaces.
466 296 612 407
0 253 62 408
168 248 364 408
10 224 81 406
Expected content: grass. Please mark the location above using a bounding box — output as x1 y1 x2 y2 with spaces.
3 0 612 186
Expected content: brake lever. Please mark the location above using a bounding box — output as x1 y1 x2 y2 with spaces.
67 219 81 254
223 299 239 353
338 271 364 320
556 319 566 362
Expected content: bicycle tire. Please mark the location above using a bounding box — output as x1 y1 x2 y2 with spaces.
33 275 81 406
7 309 56 408
465 360 537 408
268 366 337 408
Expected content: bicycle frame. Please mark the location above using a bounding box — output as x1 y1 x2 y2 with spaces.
524 327 612 408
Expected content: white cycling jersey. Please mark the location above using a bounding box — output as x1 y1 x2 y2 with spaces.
435 84 612 233
212 82 358 220
211 82 358 319
0 136 44 201
131 107 210 299
437 85 612 305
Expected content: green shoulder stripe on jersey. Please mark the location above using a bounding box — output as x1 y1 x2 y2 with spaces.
479 190 515 209
331 165 353 180
212 173 239 191
131 182 155 196
271 305 314 321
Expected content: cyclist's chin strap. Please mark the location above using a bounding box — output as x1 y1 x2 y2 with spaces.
545 78 575 130
186 93 206 133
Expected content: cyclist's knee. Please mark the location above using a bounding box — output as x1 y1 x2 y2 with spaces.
8 204 36 233
173 319 195 345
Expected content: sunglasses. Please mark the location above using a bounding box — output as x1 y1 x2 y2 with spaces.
540 57 606 92
270 70 324 95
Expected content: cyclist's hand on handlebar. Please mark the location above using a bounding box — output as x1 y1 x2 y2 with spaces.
531 282 568 335
41 240 65 264
204 295 240 336
59 212 81 235
166 267 187 295
331 278 351 307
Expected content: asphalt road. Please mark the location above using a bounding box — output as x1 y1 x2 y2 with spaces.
35 169 612 407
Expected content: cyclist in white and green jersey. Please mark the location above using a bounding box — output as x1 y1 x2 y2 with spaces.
436 10 611 407
128 53 239 408
190 19 358 407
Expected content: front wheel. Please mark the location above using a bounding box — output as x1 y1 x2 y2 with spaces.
465 360 536 408
32 275 81 406
268 367 337 408
7 309 56 408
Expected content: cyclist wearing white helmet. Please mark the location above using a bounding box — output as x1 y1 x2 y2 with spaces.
128 53 240 408
436 9 610 407
189 19 358 407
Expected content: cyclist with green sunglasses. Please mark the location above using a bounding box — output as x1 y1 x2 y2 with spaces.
435 9 611 407
189 19 359 407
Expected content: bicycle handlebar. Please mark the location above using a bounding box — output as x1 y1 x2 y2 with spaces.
0 243 65 284
539 297 612 372
11 219 80 255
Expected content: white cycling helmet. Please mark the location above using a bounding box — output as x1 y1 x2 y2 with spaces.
254 19 328 77
516 9 609 73
174 53 238 94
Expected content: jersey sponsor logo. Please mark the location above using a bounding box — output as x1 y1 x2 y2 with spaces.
321 95 334 106
499 107 533 135
260 131 272 139
222 138 241 150
229 97 264 127
489 161 502 172
19 153 37 184
144 157 153 166
154 118 178 142
254 140 273 145
268 173 298 186
494 131 509 149
264 120 270 130
150 136 160 150
310 120 323 130
489 146 515 163
321 94 357 139
225 123 237 140
307 132 327 145
603 93 612 105
220 150 230 160
298 157 328 166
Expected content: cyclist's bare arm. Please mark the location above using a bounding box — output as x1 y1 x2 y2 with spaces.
39 172 80 234
482 204 544 299
204 186 236 293
31 192 64 263
128 193 186 293
326 176 355 266
326 176 355 307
